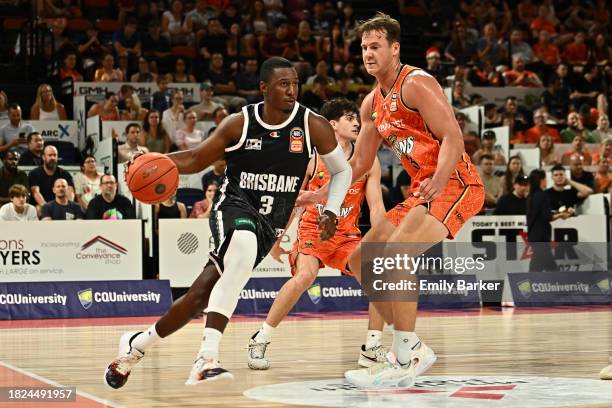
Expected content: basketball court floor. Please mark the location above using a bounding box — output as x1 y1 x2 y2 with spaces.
1 307 612 407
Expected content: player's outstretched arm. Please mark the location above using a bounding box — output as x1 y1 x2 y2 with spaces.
364 157 386 227
350 91 383 184
166 112 244 174
403 71 465 201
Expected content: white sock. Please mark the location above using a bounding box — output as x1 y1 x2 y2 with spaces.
254 321 275 343
391 330 420 366
365 330 383 349
198 327 223 360
130 324 161 352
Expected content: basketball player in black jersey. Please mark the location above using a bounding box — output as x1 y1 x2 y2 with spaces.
104 57 352 387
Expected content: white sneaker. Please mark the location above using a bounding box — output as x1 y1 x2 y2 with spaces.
411 341 437 376
247 332 270 370
104 332 145 389
185 354 234 385
358 344 387 368
345 352 416 389
600 358 612 380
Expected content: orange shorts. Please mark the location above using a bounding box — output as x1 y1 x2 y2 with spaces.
386 180 484 238
289 231 361 275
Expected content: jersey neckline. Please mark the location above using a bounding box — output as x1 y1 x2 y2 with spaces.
379 64 406 99
253 102 300 130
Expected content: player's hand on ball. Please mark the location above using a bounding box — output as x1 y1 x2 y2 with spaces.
414 178 443 202
318 210 337 241
123 150 147 179
269 239 290 264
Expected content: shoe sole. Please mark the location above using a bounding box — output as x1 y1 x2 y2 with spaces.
248 361 270 370
345 369 415 390
415 352 437 377
185 371 235 386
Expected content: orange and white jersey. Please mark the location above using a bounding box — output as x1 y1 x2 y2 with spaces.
371 65 482 189
298 146 366 237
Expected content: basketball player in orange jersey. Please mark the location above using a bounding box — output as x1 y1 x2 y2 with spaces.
299 13 484 389
246 98 388 370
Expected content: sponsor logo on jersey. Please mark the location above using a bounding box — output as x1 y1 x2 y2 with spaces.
371 111 378 120
269 131 280 138
317 171 325 180
245 138 262 150
315 203 353 218
239 172 300 193
304 240 314 248
290 127 304 153
390 92 398 112
377 119 405 133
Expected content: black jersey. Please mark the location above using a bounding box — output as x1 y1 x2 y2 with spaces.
213 102 315 237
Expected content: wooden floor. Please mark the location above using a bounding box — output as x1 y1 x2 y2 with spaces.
1 308 612 408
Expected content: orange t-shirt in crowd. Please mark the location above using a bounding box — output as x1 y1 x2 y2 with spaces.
523 125 562 144
563 42 588 64
530 17 556 35
533 42 560 65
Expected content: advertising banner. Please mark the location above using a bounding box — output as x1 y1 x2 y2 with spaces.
0 280 171 319
504 271 612 306
74 82 200 104
29 120 79 146
0 220 142 283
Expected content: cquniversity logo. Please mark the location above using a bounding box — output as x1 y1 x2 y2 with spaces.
78 288 93 309
596 279 610 294
307 283 322 304
517 280 531 298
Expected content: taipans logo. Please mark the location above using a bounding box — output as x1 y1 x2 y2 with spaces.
596 278 610 294
78 288 93 309
80 236 127 254
517 280 532 298
142 164 159 179
307 283 322 304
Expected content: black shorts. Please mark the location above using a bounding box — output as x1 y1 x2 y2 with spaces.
207 204 276 274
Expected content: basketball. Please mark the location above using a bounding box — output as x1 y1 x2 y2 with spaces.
125 152 179 204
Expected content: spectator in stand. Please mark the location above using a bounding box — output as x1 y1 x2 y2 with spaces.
201 53 247 112
207 107 228 138
530 5 557 38
161 90 186 145
503 29 533 63
494 175 529 215
560 112 587 143
166 58 197 83
78 25 112 67
0 90 8 120
503 55 542 87
87 92 120 121
308 1 332 36
547 164 593 212
294 20 319 78
451 81 471 109
592 137 612 166
162 0 194 46
570 65 603 110
473 130 506 165
469 60 503 87
226 23 258 69
0 150 28 205
503 112 523 143
533 30 560 67
30 84 67 120
188 82 224 121
176 111 204 150
0 104 33 155
85 174 135 220
589 33 611 67
423 47 446 87
236 59 262 104
120 94 148 121
94 54 124 82
301 76 329 113
483 103 502 128
152 77 171 114
18 132 44 166
0 184 38 221
540 76 570 124
29 145 75 210
140 110 171 154
142 20 173 74
130 57 157 82
260 20 296 60
444 21 477 65
201 159 226 190
478 154 503 209
518 0 538 26
568 153 595 189
306 60 335 85
190 180 218 218
589 114 612 143
501 96 528 133
116 84 135 111
243 0 272 36
154 194 187 221
118 123 149 164
186 0 216 47
59 52 83 82
537 133 558 166
562 31 588 65
132 1 155 33
503 155 525 195
477 22 505 66
113 17 142 69
562 135 592 165
41 178 83 220
524 109 561 144
594 157 611 193
73 155 102 211
198 18 229 65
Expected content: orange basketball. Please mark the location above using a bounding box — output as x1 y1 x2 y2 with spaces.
125 152 179 204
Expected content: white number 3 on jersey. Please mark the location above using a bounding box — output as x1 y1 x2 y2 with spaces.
259 195 274 215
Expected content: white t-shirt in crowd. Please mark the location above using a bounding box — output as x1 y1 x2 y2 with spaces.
0 202 38 221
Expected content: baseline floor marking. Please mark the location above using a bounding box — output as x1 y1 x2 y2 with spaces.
0 360 122 408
